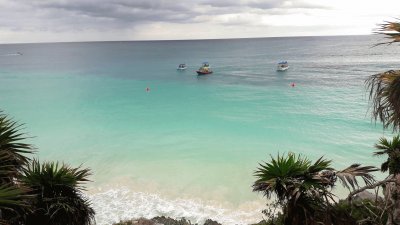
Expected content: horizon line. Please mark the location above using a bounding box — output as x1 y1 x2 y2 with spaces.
0 33 373 45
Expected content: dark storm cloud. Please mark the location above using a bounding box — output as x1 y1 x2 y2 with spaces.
0 0 331 31
29 0 195 26
199 0 330 10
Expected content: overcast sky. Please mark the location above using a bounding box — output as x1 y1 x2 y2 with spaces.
0 0 399 43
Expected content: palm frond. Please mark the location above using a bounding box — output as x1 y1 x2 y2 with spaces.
253 153 311 200
366 70 400 131
374 19 400 46
374 136 400 156
0 184 30 208
22 159 94 225
336 164 378 190
0 184 33 224
0 112 35 184
308 157 332 174
253 153 335 206
22 159 91 190
373 135 400 173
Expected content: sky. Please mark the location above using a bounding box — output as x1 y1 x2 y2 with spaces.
0 0 399 43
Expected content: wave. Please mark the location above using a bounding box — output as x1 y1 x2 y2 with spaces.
0 53 22 56
88 187 264 225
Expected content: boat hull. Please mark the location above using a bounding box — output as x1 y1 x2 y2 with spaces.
277 66 289 71
196 71 213 75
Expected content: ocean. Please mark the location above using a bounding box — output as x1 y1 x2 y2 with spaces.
0 35 397 224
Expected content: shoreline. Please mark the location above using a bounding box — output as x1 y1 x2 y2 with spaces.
112 216 228 225
88 186 265 225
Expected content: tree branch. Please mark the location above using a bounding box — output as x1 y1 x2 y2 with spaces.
347 177 396 201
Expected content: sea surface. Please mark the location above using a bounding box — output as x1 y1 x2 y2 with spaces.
0 35 398 224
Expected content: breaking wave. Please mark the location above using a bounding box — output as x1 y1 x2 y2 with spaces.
88 187 264 225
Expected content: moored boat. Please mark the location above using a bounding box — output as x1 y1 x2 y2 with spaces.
277 61 289 71
177 64 187 70
196 62 213 75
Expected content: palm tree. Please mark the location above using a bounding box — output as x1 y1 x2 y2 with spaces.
21 160 95 225
366 19 400 131
253 153 377 225
371 135 400 225
374 135 400 174
0 112 34 224
363 18 400 225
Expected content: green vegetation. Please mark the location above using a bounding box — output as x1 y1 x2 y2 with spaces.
0 111 94 225
252 154 376 225
0 112 33 224
374 135 400 174
252 18 400 225
367 19 400 131
22 160 94 225
366 70 400 131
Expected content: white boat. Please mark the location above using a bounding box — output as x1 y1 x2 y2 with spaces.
177 64 187 70
277 61 289 71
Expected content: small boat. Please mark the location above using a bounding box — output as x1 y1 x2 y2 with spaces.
177 64 187 70
196 62 213 75
277 61 289 71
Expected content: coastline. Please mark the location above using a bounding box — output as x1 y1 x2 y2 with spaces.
112 216 226 225
88 186 265 225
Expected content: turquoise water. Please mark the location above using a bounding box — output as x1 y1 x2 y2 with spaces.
0 36 398 224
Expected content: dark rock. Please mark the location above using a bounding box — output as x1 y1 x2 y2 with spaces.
152 216 193 225
113 218 155 225
113 216 223 225
203 219 222 225
353 190 383 202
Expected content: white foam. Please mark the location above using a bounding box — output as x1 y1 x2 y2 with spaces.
88 187 264 225
1 53 22 56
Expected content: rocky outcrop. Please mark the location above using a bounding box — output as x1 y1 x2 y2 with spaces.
113 216 222 225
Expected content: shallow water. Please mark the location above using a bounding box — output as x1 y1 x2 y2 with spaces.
0 35 397 224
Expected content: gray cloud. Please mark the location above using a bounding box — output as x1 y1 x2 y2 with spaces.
200 0 330 10
4 0 390 43
26 0 194 29
0 0 333 32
